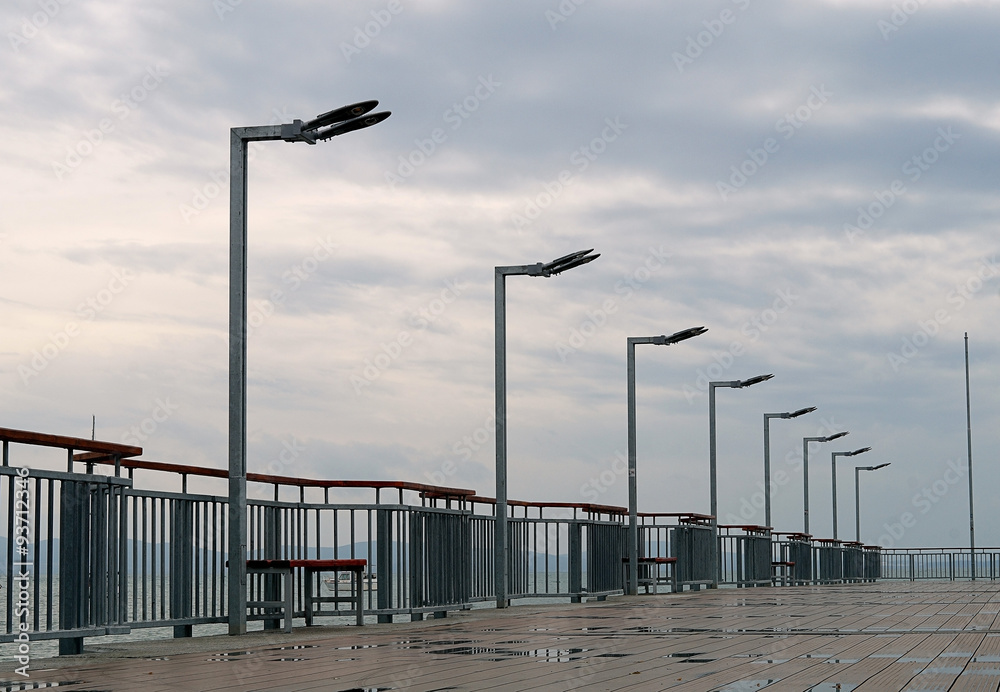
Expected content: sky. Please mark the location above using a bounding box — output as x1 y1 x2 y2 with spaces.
1 0 998 550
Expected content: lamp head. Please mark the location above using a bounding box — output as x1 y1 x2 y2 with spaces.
538 249 600 276
303 100 379 132
662 326 708 345
738 374 774 388
314 110 391 140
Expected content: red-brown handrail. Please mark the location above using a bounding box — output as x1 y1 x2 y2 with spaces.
73 453 477 497
1 426 141 457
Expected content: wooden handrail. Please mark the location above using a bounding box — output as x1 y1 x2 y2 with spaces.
1 427 141 457
73 454 477 497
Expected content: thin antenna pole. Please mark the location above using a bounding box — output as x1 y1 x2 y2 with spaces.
965 332 976 580
92 415 95 441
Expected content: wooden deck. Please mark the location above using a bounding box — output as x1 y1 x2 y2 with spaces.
7 581 1000 691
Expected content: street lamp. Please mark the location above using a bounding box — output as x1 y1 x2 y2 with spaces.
855 462 890 542
495 249 599 608
763 407 815 528
831 447 871 540
626 327 707 595
802 431 847 534
228 101 390 635
708 374 773 587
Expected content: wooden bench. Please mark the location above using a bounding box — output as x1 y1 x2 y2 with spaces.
771 560 795 586
245 558 366 632
622 556 677 594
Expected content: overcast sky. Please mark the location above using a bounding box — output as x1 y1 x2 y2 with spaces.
2 0 998 549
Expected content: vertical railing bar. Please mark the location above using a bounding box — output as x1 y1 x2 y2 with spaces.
6 473 13 635
32 476 41 632
46 479 54 630
160 497 166 620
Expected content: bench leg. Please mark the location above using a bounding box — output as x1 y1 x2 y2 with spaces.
304 569 314 627
283 570 293 634
355 569 364 626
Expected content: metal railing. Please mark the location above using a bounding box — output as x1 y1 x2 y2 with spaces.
9 424 958 660
719 525 772 587
879 547 1000 581
638 513 715 591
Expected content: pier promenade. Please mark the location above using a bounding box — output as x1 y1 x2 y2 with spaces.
6 581 1000 691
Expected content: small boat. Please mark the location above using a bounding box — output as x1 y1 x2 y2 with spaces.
324 571 377 592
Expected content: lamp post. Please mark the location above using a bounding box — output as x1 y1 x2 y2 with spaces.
855 463 890 542
228 101 390 635
831 447 871 540
763 407 816 528
626 327 707 595
802 431 847 535
495 249 599 608
708 373 773 587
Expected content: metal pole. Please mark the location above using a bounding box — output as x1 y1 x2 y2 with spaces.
803 439 810 535
228 129 249 635
831 453 838 541
709 384 718 588
763 415 771 528
226 125 282 636
626 340 638 596
965 332 976 580
855 467 861 543
494 269 508 608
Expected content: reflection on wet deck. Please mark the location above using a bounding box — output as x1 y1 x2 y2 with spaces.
6 581 1000 691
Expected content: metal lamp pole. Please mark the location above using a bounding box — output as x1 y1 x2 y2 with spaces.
708 374 773 587
228 101 390 635
763 407 816 528
495 249 599 608
855 463 890 542
802 431 847 535
626 327 707 595
964 332 976 580
831 447 871 540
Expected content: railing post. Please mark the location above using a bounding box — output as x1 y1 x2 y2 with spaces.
376 508 393 623
59 480 88 655
408 511 425 621
261 506 281 630
568 522 583 602
170 499 194 637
